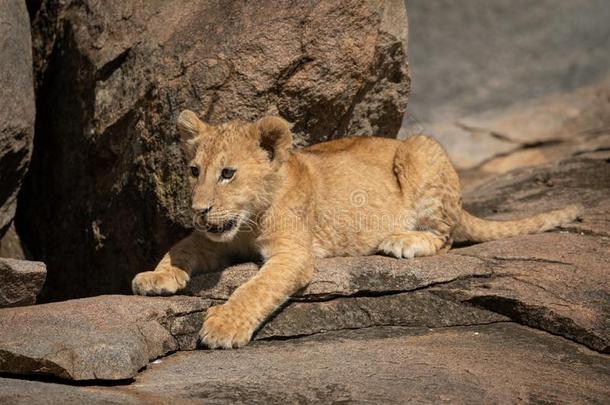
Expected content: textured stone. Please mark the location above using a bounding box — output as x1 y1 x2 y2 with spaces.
128 324 610 404
0 0 35 237
445 234 610 353
256 292 504 340
4 324 606 404
0 295 210 380
406 0 610 124
20 0 410 301
0 258 46 307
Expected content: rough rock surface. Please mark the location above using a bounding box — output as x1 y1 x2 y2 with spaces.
1 324 609 404
19 0 410 301
0 258 46 307
0 222 28 259
0 295 210 380
0 0 36 238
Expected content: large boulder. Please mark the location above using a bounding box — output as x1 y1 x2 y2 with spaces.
0 0 35 238
19 0 410 300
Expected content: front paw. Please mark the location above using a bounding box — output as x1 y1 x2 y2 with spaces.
198 304 256 349
131 270 189 296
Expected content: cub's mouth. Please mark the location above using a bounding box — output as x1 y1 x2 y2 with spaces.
205 218 238 234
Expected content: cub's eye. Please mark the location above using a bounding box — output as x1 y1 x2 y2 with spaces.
190 166 200 178
220 168 236 180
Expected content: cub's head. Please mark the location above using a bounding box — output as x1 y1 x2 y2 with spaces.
177 110 293 242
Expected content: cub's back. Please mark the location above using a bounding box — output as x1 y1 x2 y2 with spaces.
293 137 406 256
297 137 402 192
297 136 401 176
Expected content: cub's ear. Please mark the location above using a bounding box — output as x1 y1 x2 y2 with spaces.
177 110 206 145
256 116 293 164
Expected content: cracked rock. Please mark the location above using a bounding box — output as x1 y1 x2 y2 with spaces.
443 233 610 353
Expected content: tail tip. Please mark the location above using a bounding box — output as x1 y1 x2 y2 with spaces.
566 203 585 221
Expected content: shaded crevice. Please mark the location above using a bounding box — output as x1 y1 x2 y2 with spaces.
267 6 314 98
465 295 609 354
254 320 512 343
451 252 575 267
96 47 131 82
269 55 313 95
0 371 134 387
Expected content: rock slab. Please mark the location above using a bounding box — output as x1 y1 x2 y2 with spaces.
0 0 36 238
1 324 608 404
0 258 46 307
0 295 210 380
20 0 410 300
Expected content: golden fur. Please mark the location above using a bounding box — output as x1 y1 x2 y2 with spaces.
132 110 583 349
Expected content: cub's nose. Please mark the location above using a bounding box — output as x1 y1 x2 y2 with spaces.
193 205 212 217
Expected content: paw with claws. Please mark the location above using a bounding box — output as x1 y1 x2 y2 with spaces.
198 303 256 349
131 270 189 296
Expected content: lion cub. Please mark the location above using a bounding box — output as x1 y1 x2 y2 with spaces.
132 110 583 349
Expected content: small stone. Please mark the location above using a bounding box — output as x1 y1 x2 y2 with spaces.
0 258 46 308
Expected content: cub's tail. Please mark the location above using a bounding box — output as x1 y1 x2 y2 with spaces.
453 204 584 242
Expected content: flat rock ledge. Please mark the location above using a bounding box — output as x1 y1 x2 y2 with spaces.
0 258 46 307
0 154 608 391
1 324 609 404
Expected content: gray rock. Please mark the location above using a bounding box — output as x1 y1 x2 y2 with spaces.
0 0 35 237
256 291 504 340
20 0 410 301
0 376 140 405
0 295 210 380
414 80 610 171
0 258 45 307
405 0 610 124
445 233 610 353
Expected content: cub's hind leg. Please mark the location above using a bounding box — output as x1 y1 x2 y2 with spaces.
381 135 462 258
